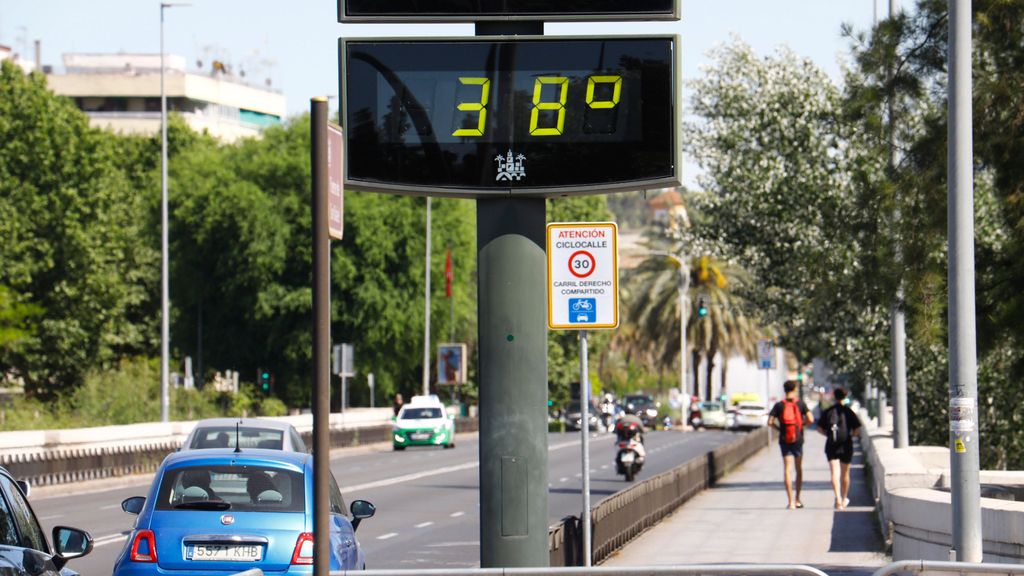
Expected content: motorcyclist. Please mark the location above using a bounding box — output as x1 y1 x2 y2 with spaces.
614 413 647 462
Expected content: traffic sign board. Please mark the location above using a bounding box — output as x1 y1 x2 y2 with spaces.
547 222 618 330
757 339 776 370
327 122 344 240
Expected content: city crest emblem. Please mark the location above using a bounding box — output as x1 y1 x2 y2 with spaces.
495 150 526 181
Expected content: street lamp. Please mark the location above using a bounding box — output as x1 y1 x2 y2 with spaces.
160 2 189 422
647 251 690 425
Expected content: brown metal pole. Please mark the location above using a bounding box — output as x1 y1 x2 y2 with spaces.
310 96 331 576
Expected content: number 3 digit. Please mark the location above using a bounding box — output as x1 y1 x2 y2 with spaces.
452 77 490 137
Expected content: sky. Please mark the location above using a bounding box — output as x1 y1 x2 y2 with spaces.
0 1 892 185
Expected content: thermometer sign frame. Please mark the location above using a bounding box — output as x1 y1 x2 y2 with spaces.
547 222 618 330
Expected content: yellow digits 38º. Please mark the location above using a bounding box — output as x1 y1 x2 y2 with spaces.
450 74 622 138
452 77 490 137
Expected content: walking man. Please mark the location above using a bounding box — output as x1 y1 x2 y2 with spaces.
768 380 814 509
818 387 862 509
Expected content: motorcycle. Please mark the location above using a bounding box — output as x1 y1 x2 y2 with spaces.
614 420 646 482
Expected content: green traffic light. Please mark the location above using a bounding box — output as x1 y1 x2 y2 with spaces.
698 306 708 317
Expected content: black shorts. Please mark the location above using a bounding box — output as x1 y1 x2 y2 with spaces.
825 441 854 463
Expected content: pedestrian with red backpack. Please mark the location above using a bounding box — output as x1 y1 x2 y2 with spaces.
768 380 814 509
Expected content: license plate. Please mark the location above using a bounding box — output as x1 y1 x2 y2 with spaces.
620 452 635 463
410 432 431 440
189 544 263 561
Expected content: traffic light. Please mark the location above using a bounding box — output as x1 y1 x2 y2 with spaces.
259 369 272 393
697 295 709 318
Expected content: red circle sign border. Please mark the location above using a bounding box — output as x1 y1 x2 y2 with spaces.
568 250 596 279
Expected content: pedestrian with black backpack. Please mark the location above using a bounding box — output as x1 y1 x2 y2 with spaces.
817 387 862 510
768 380 814 509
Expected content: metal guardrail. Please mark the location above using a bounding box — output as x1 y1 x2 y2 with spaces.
230 565 831 576
2 417 478 488
235 562 1024 576
871 561 1024 576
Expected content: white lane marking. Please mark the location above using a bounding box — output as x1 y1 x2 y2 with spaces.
93 533 130 548
342 461 478 493
559 477 569 483
415 521 434 528
100 503 121 510
37 514 63 521
449 511 464 518
425 541 479 547
376 532 399 540
601 465 609 469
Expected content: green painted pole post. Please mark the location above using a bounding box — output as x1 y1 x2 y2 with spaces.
477 198 549 567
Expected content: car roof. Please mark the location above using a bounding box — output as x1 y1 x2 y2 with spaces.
162 447 310 471
191 418 298 431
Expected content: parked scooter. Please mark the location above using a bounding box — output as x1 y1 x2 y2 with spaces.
614 416 646 482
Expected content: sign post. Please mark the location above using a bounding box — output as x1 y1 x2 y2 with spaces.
546 221 618 567
758 339 776 447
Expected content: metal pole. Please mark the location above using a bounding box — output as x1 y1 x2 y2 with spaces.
885 0 910 450
477 197 548 567
678 260 689 427
947 0 982 561
579 330 592 567
765 367 771 448
423 197 432 397
159 3 170 423
310 97 332 576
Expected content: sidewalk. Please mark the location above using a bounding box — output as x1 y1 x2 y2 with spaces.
602 429 889 575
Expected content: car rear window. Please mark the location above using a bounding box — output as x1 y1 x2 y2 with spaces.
400 407 443 419
156 465 305 513
190 427 284 450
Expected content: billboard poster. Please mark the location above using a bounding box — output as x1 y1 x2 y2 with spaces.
437 343 467 385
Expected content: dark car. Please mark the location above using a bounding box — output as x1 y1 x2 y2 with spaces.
0 466 93 575
563 401 602 432
623 394 660 428
113 448 374 576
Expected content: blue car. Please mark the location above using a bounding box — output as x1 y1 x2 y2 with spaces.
113 449 374 575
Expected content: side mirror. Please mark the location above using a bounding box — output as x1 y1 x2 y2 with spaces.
15 480 29 498
121 496 146 515
52 526 93 568
349 499 375 531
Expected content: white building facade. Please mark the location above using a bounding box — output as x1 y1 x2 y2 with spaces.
47 53 286 142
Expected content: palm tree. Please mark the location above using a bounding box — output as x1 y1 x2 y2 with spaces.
625 252 765 401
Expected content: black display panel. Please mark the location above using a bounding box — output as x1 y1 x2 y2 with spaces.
340 0 679 22
341 37 678 197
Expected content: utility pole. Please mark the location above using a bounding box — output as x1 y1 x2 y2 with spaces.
884 0 910 450
423 197 432 397
947 0 982 562
159 2 190 422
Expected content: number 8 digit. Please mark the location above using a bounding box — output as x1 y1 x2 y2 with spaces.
529 76 568 136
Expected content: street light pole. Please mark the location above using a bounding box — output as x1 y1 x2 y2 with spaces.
422 197 431 397
159 2 189 422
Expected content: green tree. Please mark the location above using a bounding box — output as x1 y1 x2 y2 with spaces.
0 62 156 398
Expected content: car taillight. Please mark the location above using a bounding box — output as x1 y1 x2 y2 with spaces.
291 532 314 565
130 529 158 563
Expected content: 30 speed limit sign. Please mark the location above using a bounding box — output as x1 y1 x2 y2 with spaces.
547 222 619 330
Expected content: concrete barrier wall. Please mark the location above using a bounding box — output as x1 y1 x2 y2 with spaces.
0 410 481 487
859 409 1024 563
